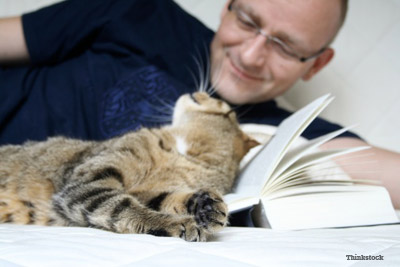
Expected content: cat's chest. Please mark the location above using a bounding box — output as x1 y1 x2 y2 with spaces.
174 136 188 156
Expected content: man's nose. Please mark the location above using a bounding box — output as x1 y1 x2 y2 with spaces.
240 35 267 68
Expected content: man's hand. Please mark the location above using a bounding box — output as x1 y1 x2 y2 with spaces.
0 16 30 64
321 137 400 209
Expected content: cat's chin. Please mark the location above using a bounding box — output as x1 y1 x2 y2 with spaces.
171 94 195 127
172 92 233 128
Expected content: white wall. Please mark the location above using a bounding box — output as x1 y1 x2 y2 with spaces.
283 0 400 153
0 0 64 16
1 0 399 152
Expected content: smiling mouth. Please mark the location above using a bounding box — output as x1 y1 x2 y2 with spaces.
228 58 264 81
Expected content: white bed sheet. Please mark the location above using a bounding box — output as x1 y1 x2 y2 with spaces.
1 223 399 267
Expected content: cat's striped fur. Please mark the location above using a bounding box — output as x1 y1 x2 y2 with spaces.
0 92 258 241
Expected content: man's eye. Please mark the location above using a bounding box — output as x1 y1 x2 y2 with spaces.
236 13 256 29
271 40 297 57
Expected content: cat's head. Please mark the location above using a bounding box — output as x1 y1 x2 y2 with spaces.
171 92 259 164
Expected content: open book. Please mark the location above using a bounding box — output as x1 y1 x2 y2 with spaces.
224 94 399 230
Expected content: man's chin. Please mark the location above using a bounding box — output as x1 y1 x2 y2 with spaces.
215 89 260 105
212 77 275 104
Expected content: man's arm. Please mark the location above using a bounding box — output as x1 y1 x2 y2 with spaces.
321 137 400 209
0 16 30 64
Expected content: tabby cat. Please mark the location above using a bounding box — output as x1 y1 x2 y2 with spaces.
0 92 258 241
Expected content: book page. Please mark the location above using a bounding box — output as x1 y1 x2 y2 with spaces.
265 178 378 196
263 184 383 200
268 126 353 184
223 193 260 213
264 146 370 193
280 147 369 179
231 94 333 198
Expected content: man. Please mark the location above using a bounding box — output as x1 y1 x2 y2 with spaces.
210 0 400 210
0 0 399 208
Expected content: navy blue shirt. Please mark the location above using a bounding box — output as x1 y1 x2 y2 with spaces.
0 0 359 145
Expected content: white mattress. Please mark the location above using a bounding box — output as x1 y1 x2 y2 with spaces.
1 223 399 267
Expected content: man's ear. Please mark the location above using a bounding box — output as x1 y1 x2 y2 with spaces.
302 48 334 81
220 0 232 20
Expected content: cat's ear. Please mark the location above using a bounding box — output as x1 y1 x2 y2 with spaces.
244 135 260 151
234 132 260 160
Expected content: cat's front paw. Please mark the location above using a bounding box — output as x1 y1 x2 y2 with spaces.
152 216 206 242
186 190 228 233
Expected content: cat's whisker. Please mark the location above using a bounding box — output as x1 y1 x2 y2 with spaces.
187 66 201 93
203 59 216 96
189 50 249 119
199 43 211 94
209 59 253 119
234 104 253 120
191 43 217 95
152 105 174 117
207 55 224 96
192 54 207 93
146 103 174 115
133 97 175 125
156 98 175 111
190 57 202 92
145 96 175 115
203 52 212 95
142 107 173 122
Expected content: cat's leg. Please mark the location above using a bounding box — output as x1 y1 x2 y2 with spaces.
131 189 228 235
52 169 206 241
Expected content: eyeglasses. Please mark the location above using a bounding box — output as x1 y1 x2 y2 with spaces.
227 2 326 63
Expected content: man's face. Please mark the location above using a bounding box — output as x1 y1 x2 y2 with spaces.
210 0 341 104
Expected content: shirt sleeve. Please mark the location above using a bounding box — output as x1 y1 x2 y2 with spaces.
21 0 212 70
21 0 128 65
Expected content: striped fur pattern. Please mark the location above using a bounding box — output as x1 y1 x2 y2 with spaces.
0 92 258 241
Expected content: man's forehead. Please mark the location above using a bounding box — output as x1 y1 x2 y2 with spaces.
234 0 341 20
233 0 342 48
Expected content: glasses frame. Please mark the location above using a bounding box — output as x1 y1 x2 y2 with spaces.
227 1 326 63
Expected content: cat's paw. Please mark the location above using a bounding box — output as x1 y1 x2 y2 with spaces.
186 190 228 233
149 216 207 242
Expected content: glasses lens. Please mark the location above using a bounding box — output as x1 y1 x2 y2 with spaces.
230 6 258 34
229 3 307 62
270 38 299 59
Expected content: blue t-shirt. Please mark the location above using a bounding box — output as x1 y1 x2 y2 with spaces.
0 0 359 145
